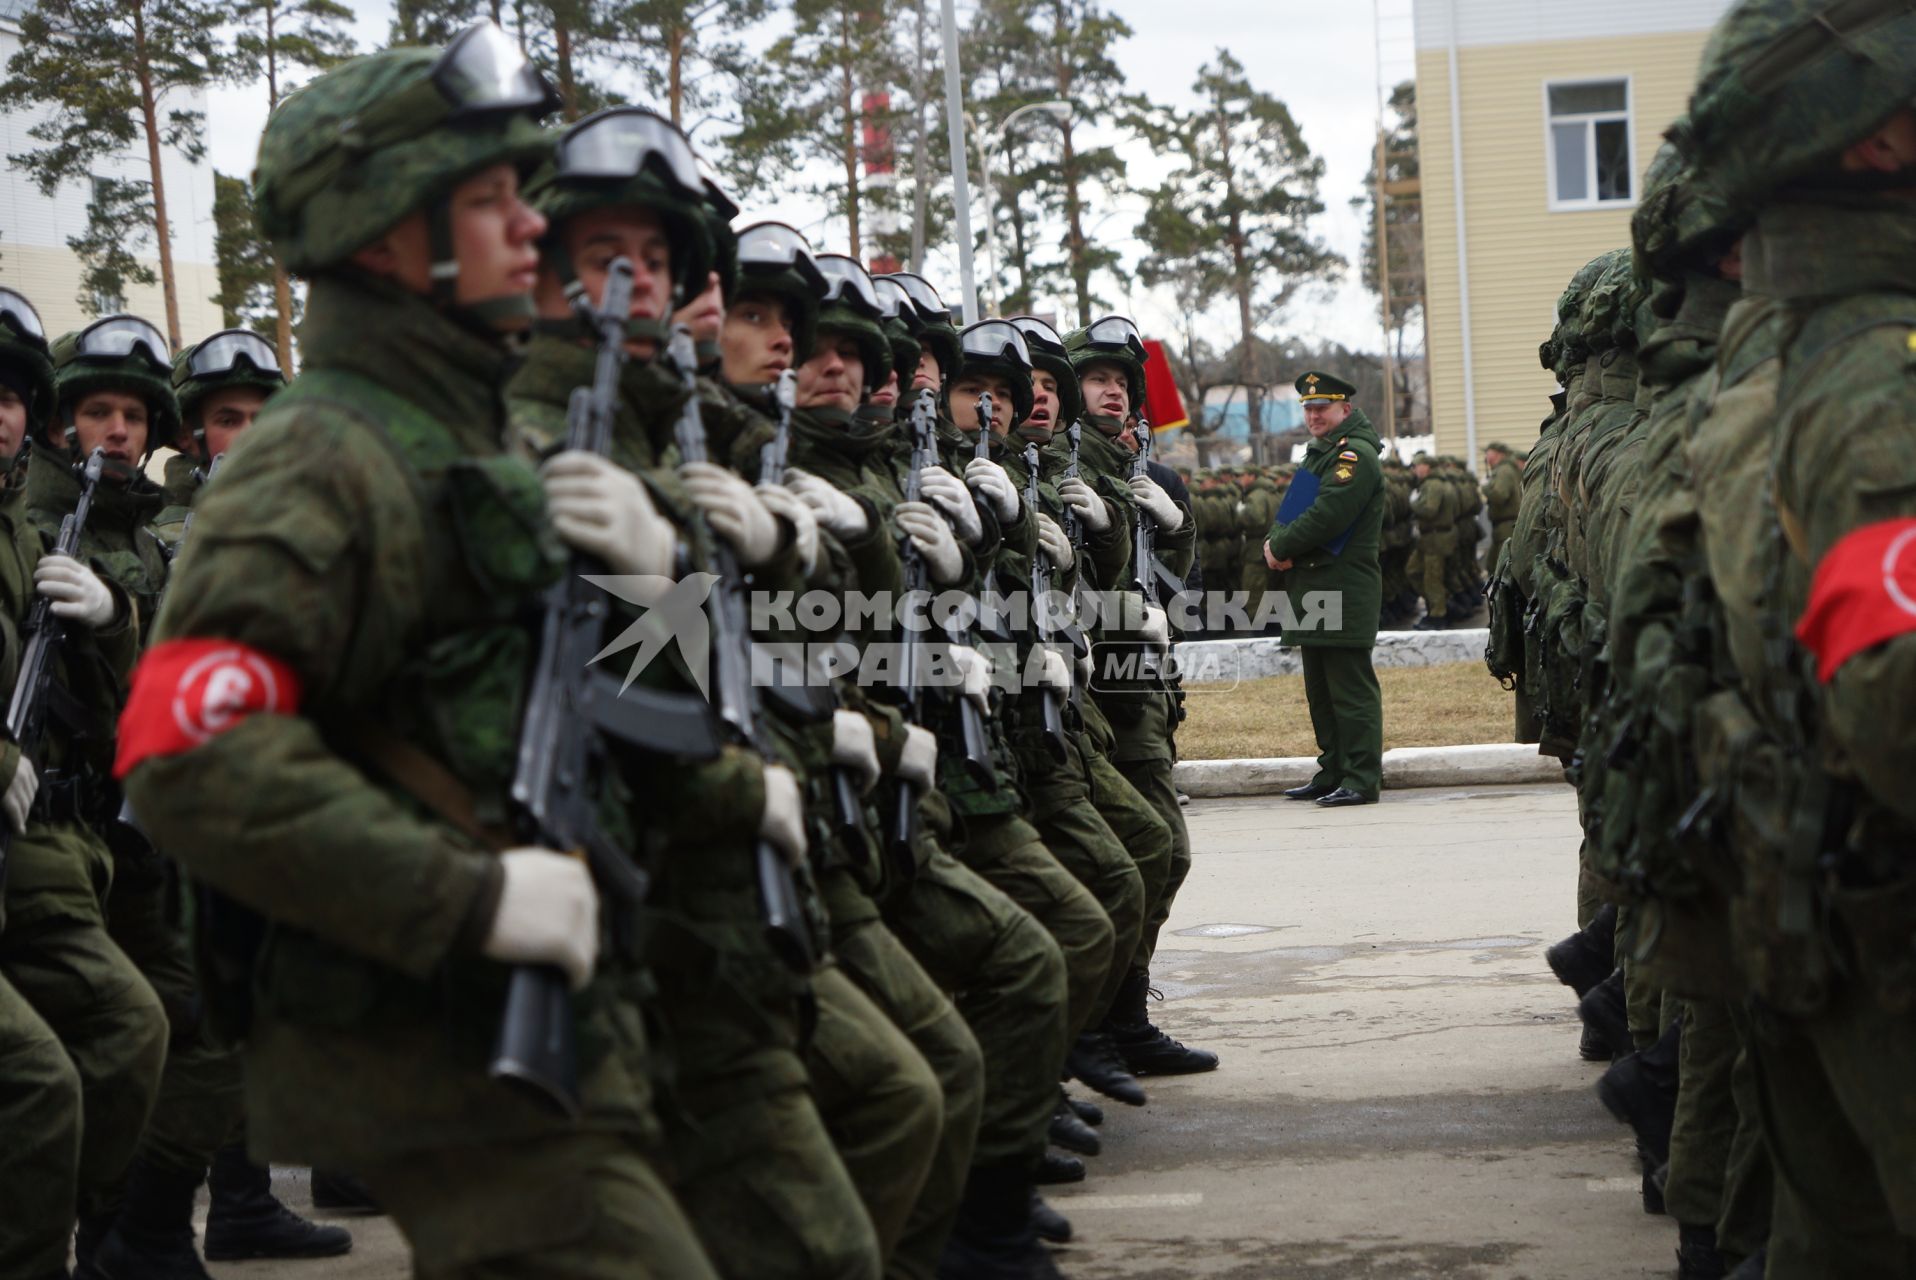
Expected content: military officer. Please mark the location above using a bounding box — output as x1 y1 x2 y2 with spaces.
1263 371 1386 807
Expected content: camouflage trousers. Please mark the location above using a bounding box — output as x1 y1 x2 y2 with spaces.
0 909 167 1278
1407 531 1455 619
1112 754 1192 973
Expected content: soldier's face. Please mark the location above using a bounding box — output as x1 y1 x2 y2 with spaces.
913 348 942 394
1483 448 1502 469
796 334 865 412
950 373 1014 436
720 294 794 384
62 391 149 469
674 271 725 345
539 205 676 358
871 368 900 408
353 164 546 322
1413 463 1431 480
1027 370 1059 433
199 386 269 461
1302 400 1351 437
1078 362 1129 420
0 384 25 459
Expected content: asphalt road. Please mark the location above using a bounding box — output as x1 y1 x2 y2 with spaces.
203 782 1672 1280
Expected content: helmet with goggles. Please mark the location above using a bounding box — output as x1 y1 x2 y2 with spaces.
813 254 891 392
731 221 826 364
873 277 925 386
173 329 286 439
951 319 1034 428
881 271 960 383
1063 314 1147 412
50 314 181 451
1009 314 1081 429
0 288 55 439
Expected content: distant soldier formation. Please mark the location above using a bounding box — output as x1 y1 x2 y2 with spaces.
1488 2 1916 1277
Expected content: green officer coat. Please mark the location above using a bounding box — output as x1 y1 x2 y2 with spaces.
1265 410 1386 648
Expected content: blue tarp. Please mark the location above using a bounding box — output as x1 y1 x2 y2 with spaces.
1196 397 1304 443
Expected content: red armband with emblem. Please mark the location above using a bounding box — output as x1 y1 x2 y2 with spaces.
1795 517 1916 684
114 639 303 779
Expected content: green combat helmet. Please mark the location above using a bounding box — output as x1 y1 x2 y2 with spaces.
1687 0 1916 214
1550 251 1625 379
49 314 181 455
1063 314 1148 430
731 222 826 370
527 105 716 345
813 254 891 393
873 276 926 387
1632 129 1746 294
951 318 1035 431
251 22 559 327
0 287 55 448
172 329 286 445
883 272 960 385
1009 315 1081 440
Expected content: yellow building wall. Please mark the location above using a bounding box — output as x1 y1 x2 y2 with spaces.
0 243 226 350
1416 29 1710 458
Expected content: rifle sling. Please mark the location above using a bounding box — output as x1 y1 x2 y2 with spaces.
341 720 513 855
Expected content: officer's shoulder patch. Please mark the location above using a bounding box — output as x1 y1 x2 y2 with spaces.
1333 464 1354 483
1338 449 1359 462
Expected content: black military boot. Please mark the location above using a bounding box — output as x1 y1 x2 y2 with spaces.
1577 969 1632 1061
935 1163 1063 1280
87 1157 212 1280
1049 1089 1101 1156
1725 1248 1766 1278
1067 1094 1103 1127
1034 1151 1084 1185
1676 1222 1727 1279
1065 1030 1146 1106
1600 1019 1680 1215
71 1209 113 1278
1546 903 1617 998
1109 970 1220 1076
1029 1192 1071 1244
310 1168 382 1214
203 1141 353 1261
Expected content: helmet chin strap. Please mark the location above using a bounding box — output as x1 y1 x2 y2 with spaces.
428 197 535 335
1084 411 1126 436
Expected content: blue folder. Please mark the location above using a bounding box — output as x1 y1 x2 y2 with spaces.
1273 468 1357 556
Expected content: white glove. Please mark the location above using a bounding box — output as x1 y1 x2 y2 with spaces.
830 709 880 796
1035 646 1073 695
1076 646 1093 686
1035 514 1074 571
918 465 983 547
1128 474 1184 532
1140 603 1170 652
541 451 675 578
897 724 938 790
34 555 117 629
680 461 781 568
756 483 819 575
964 457 1019 522
759 763 807 865
4 753 37 836
949 643 992 716
894 501 964 585
785 469 869 539
483 849 600 992
1057 477 1111 533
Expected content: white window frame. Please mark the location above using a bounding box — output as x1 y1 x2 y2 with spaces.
1543 76 1637 212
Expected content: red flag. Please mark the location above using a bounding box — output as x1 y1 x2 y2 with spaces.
1141 339 1188 433
1795 516 1916 683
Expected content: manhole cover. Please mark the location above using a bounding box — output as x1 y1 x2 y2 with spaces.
1174 923 1278 938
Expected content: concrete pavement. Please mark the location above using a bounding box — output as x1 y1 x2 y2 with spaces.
209 782 1673 1279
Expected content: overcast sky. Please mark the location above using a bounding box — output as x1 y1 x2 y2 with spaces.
204 0 1403 354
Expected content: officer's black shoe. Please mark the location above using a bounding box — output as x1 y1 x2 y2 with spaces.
1029 1192 1072 1244
1639 1157 1667 1215
1034 1151 1085 1185
88 1158 212 1280
1283 781 1335 801
1598 1018 1681 1167
310 1168 383 1215
1577 969 1632 1061
1577 1023 1611 1061
204 1142 353 1261
1677 1223 1727 1279
1068 1095 1104 1127
1108 970 1220 1076
1546 903 1618 998
1066 1031 1146 1106
1050 1092 1101 1155
1412 615 1449 631
1314 787 1376 808
1726 1248 1766 1278
936 1164 1064 1280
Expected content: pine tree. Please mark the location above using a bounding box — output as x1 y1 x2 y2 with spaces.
614 0 767 128
226 0 354 363
1 0 224 348
210 170 281 330
1136 49 1339 463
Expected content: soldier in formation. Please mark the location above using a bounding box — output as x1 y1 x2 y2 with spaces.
1491 2 1916 1274
0 22 1228 1280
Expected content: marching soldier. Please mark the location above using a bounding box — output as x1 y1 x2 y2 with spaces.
1405 452 1455 630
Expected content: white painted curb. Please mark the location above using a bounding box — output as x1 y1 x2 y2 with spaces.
1174 742 1566 797
1174 628 1489 683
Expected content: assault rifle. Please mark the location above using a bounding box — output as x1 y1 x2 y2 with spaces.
0 447 106 895
494 261 724 1116
1128 414 1183 605
668 327 814 975
1023 441 1068 761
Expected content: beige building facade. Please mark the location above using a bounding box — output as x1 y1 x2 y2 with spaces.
1413 0 1731 459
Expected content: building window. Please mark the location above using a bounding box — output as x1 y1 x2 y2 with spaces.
1545 79 1634 209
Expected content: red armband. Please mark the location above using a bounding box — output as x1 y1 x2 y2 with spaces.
1795 517 1916 684
114 639 303 779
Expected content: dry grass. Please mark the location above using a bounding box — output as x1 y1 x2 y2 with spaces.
1176 660 1516 760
